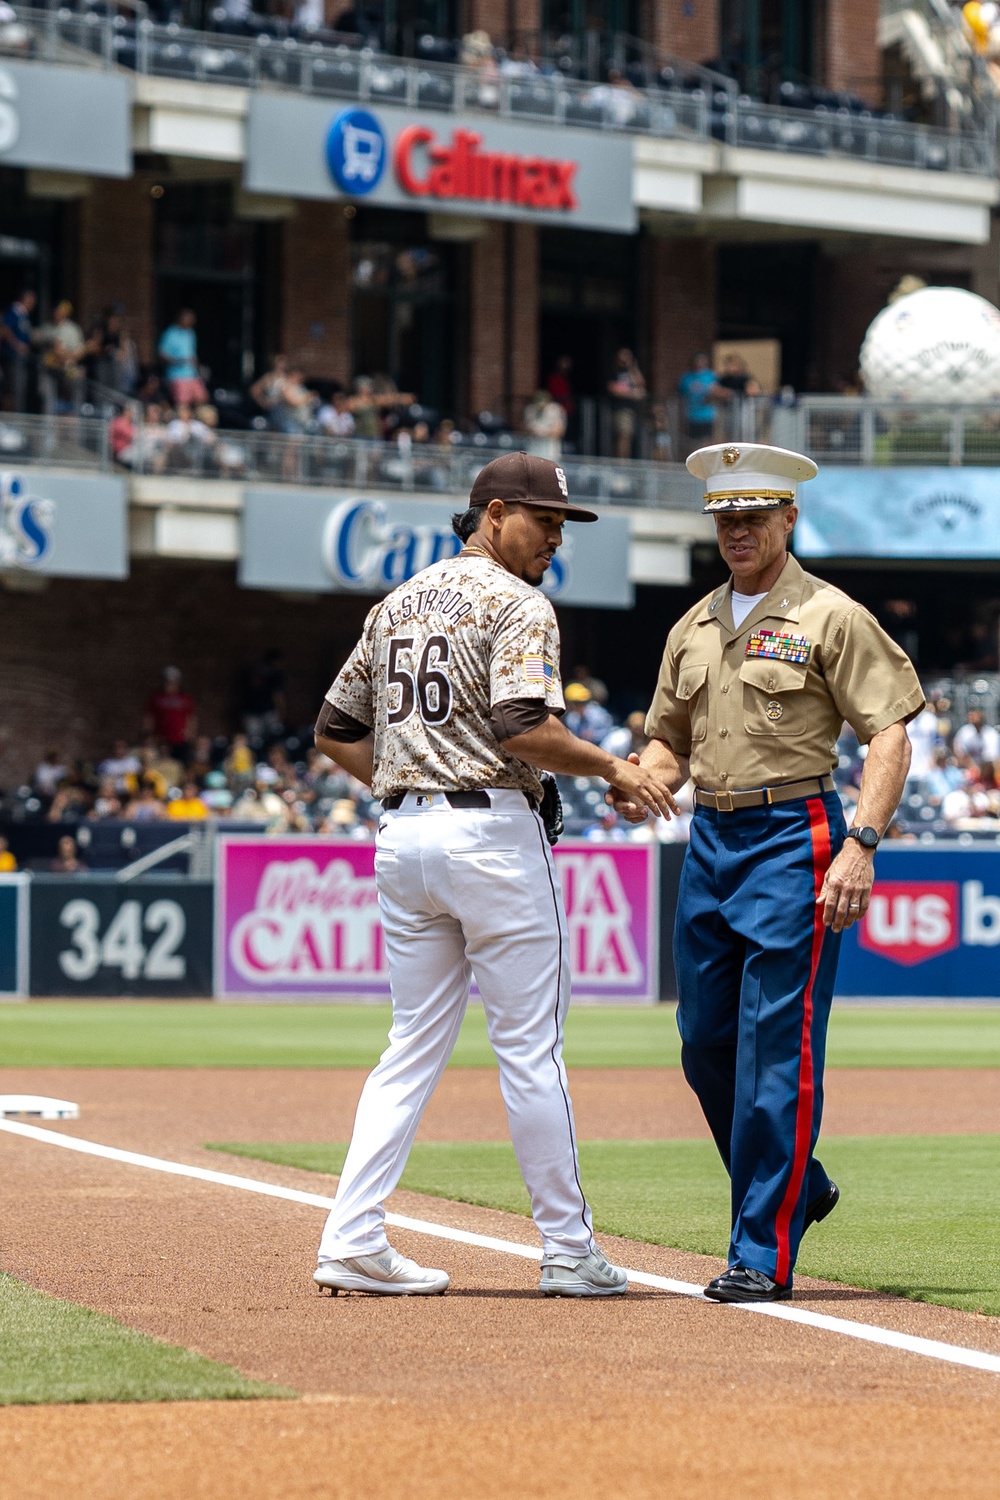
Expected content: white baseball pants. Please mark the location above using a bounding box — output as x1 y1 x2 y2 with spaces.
318 789 596 1262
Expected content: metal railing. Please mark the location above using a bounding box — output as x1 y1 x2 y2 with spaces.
717 396 1000 466
1 412 706 509
1 6 993 174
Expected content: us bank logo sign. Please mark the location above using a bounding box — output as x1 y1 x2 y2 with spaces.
0 473 54 569
836 850 1000 998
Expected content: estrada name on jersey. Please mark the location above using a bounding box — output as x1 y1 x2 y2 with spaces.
323 554 565 800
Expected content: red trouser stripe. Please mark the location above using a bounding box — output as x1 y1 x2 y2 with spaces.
773 797 832 1287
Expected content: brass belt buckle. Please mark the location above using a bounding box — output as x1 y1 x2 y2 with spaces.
715 790 735 813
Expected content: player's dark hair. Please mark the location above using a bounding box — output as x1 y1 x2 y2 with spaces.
451 507 481 541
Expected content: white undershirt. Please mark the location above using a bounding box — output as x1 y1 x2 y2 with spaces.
731 590 768 628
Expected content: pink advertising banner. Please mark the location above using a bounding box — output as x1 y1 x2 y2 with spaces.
215 835 659 1002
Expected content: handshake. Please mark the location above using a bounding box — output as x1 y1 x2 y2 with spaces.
604 752 681 824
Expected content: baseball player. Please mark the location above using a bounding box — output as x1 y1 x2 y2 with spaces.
611 442 923 1302
311 451 679 1298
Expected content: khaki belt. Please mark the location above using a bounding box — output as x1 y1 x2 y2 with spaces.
694 775 835 813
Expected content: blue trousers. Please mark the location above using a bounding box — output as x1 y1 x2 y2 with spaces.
674 791 846 1285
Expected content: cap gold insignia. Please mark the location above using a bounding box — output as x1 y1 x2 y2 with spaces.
721 447 740 466
765 700 784 722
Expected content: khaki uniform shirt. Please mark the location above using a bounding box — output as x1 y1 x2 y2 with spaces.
646 555 924 792
325 553 564 801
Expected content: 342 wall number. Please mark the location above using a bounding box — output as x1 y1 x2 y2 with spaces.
58 899 187 982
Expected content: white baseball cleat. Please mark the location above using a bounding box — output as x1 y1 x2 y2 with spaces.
538 1247 628 1298
313 1247 450 1296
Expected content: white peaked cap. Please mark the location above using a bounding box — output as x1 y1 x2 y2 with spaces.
687 442 819 513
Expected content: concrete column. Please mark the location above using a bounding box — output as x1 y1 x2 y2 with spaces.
280 201 351 382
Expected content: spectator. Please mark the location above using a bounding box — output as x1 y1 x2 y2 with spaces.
166 780 209 821
607 348 646 460
201 770 234 814
1 288 36 411
34 750 68 798
317 388 356 437
678 353 719 441
275 367 319 435
36 301 86 415
591 66 641 127
546 355 575 421
98 739 141 795
88 306 139 395
907 704 941 779
650 401 674 462
144 668 197 758
715 352 761 401
158 309 209 407
239 650 286 741
499 40 539 77
224 732 256 784
47 781 89 822
563 682 613 743
150 741 185 790
193 403 246 478
0 833 16 872
125 779 166 822
188 735 216 783
523 389 566 459
601 710 648 761
581 805 628 841
953 708 1000 764
250 353 289 430
572 663 609 706
50 834 87 873
89 778 124 820
116 403 170 473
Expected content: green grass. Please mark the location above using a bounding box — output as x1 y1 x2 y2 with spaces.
210 1136 1000 1318
3 1002 1000 1068
0 1272 295 1405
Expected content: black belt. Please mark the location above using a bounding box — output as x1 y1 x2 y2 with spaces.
382 790 493 811
693 774 835 812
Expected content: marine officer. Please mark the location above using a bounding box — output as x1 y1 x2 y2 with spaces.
612 442 924 1302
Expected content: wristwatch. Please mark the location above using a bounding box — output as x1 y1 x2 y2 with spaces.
846 825 880 851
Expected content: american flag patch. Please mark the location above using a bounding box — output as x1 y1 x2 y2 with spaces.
522 655 555 687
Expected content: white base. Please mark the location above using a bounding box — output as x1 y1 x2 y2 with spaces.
0 1095 80 1120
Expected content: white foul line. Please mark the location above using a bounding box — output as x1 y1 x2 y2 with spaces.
3 1117 999 1378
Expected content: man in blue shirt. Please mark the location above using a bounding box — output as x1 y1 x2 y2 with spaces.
158 308 208 406
677 352 718 441
1 289 36 411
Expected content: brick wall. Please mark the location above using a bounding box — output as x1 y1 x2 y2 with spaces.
465 0 541 45
824 0 882 103
647 1 720 64
76 177 156 362
642 236 717 399
467 221 539 421
0 563 372 787
280 202 351 382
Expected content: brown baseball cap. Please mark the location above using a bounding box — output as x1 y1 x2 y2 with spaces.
468 451 598 522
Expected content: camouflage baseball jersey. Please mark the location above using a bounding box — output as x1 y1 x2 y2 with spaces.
324 553 565 800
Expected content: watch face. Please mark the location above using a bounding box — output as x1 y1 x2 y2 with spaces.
853 826 879 849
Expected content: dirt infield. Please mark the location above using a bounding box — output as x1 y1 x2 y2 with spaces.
2 1067 1000 1498
2 1065 999 1143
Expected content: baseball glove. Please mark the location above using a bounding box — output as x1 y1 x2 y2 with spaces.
538 772 564 846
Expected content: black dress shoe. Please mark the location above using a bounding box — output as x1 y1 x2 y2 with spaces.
704 1266 792 1303
803 1180 840 1232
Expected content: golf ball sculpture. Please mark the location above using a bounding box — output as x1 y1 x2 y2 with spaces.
859 286 1000 404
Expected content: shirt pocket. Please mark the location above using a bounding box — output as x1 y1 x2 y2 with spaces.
739 658 809 737
677 661 711 743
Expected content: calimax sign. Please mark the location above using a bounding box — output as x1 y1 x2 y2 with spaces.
393 125 578 211
244 94 636 232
